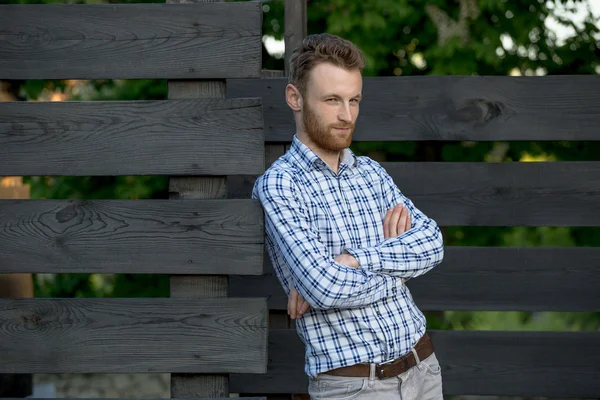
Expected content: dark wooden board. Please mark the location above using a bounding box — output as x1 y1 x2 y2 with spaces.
0 99 264 176
0 199 263 275
0 298 268 374
230 247 600 312
227 75 600 141
230 329 600 398
0 3 262 79
384 161 600 226
229 161 600 226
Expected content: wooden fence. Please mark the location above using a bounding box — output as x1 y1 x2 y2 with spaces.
1 1 599 399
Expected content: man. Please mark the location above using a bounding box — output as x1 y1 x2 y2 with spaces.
252 33 445 399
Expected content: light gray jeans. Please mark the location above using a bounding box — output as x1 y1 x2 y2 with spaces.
308 352 443 400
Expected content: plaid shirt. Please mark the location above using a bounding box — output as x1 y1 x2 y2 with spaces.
252 135 444 378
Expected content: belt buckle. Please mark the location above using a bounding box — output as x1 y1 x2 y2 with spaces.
376 357 399 380
376 355 410 380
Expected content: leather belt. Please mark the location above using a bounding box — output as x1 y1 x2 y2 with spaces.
322 332 434 379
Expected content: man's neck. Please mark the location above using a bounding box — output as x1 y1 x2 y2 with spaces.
297 133 341 174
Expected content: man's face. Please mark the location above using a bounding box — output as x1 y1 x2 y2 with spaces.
301 62 362 152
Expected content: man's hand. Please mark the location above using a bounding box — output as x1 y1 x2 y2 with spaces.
334 253 359 269
288 286 310 320
288 254 359 319
384 204 410 284
384 203 411 239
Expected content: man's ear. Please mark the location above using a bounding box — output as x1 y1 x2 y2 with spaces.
286 84 303 112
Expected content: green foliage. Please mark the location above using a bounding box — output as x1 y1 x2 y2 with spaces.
441 311 599 331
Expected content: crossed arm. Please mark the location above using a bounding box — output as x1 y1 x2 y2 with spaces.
254 163 444 313
289 203 413 319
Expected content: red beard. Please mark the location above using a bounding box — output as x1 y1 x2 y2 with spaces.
303 102 354 152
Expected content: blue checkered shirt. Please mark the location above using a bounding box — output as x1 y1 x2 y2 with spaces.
252 135 444 378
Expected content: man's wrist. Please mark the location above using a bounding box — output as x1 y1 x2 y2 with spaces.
342 247 380 271
334 253 359 268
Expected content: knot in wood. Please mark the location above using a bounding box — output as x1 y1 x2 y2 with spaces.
451 99 505 124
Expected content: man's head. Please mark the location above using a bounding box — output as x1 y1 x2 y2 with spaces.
286 34 366 153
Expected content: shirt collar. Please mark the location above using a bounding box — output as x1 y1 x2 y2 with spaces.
289 135 357 173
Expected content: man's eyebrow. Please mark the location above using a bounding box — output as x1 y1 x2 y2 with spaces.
321 93 363 99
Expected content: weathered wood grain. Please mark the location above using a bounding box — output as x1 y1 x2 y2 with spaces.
0 3 262 79
0 99 264 176
230 247 600 312
227 75 600 141
228 161 600 226
230 329 600 398
0 199 263 275
384 161 600 226
0 298 268 374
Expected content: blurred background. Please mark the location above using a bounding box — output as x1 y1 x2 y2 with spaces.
1 0 599 398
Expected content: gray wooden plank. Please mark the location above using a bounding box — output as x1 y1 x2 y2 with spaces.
228 161 600 226
227 75 600 141
0 3 261 79
383 161 600 226
230 247 600 312
406 247 600 312
0 199 263 275
230 329 600 398
0 99 264 176
0 298 268 374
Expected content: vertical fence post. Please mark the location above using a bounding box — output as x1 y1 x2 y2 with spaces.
0 177 33 398
267 2 307 399
166 0 228 397
263 0 308 334
284 0 307 77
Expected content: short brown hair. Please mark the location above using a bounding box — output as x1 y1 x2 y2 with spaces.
288 33 366 96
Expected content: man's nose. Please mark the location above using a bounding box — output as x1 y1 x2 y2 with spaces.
338 102 352 122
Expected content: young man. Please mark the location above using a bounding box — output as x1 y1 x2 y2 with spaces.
252 33 445 399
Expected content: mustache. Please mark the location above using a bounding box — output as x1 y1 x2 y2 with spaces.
331 124 354 129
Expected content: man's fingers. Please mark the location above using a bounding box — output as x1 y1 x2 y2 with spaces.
389 205 402 238
405 213 412 232
383 208 393 238
298 300 310 316
288 288 298 319
398 206 409 234
296 290 305 318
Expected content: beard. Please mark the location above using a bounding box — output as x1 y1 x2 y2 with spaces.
302 101 354 152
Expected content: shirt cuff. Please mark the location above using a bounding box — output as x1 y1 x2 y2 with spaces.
343 247 381 272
